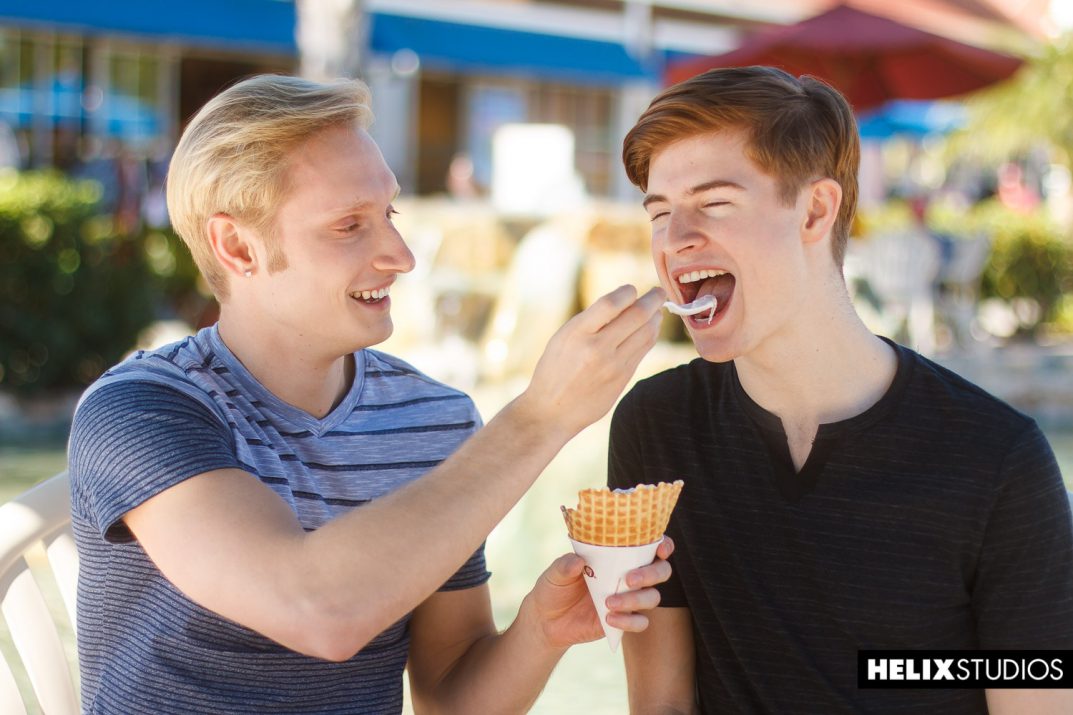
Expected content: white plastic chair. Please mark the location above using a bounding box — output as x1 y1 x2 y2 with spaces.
0 472 80 714
854 228 942 355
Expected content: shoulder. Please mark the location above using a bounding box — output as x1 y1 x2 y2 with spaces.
611 358 729 446
99 328 220 382
886 343 1057 490
619 357 727 414
70 380 234 463
77 329 229 426
898 344 1035 440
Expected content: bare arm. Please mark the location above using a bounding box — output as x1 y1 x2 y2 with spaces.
124 286 664 661
406 585 558 715
986 688 1073 714
623 607 698 715
407 542 674 714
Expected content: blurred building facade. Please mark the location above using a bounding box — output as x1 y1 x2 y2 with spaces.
0 0 1047 200
0 0 293 170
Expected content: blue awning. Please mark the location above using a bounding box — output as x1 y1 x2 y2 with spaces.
369 12 655 85
858 100 967 140
0 0 296 55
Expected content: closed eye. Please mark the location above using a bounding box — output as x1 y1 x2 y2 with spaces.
649 211 669 222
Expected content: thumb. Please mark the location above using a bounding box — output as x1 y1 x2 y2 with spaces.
544 553 586 586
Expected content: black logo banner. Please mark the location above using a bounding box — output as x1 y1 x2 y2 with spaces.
858 650 1073 689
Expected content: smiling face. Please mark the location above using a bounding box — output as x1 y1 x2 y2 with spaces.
249 122 414 357
645 129 815 363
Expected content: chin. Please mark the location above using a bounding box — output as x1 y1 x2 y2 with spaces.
690 333 741 364
367 324 394 349
345 321 394 353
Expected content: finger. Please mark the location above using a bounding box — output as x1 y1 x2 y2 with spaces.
598 286 665 342
656 535 675 561
605 612 650 633
623 558 672 589
587 286 664 347
607 586 661 613
635 285 667 310
611 309 663 365
543 553 586 586
571 285 639 332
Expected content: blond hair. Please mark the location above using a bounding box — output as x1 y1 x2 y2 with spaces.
166 74 373 299
623 66 860 267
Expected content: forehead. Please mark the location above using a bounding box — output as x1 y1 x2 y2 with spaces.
647 128 763 191
282 124 395 211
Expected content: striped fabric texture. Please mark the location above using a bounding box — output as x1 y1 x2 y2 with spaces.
609 339 1073 714
68 325 489 714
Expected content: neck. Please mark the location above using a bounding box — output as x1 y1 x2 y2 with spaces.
217 305 354 419
734 282 897 434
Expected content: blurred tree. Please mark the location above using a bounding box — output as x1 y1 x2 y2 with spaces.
953 34 1073 164
0 172 202 395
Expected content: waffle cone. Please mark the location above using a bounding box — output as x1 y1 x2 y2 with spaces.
561 480 683 546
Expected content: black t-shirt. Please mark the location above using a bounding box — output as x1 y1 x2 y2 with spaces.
608 340 1073 714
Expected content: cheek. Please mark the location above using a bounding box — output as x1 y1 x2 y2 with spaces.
650 237 670 282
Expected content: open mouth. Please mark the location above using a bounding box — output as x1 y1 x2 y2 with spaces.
350 286 391 306
676 268 735 328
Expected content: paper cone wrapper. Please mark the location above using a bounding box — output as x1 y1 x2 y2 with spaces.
569 537 662 652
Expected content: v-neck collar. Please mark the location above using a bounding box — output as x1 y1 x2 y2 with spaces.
727 337 914 502
208 325 366 437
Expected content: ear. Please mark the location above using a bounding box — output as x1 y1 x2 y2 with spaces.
801 178 842 246
207 213 257 279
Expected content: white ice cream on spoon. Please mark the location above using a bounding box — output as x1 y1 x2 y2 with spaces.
663 294 717 324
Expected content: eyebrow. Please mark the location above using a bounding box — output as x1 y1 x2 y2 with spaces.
642 179 745 209
332 185 402 215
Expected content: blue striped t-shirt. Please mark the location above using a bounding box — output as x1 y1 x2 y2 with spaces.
67 325 490 714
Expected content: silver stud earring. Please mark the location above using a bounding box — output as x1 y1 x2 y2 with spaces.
244 270 253 278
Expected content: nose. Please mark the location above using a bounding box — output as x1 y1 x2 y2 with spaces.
661 211 706 256
374 222 416 274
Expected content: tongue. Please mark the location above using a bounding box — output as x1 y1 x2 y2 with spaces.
696 274 734 307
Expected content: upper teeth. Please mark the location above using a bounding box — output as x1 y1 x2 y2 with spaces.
356 287 390 300
678 269 726 284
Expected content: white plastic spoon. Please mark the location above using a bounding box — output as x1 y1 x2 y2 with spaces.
663 295 717 325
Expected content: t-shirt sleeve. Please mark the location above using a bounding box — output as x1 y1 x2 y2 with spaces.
68 380 242 543
438 401 491 591
972 422 1073 649
608 387 688 607
439 544 492 591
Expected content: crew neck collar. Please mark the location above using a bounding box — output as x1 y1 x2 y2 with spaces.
730 336 913 440
207 324 366 436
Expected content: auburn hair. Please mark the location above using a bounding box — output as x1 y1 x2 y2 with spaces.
623 66 860 266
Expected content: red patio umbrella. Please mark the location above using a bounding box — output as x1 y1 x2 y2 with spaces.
665 3 1024 111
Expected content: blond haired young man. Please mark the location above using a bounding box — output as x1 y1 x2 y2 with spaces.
68 75 669 713
609 66 1072 714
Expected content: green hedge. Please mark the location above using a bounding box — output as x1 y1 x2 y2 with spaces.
0 171 201 395
935 201 1073 333
976 205 1073 330
922 198 1073 335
